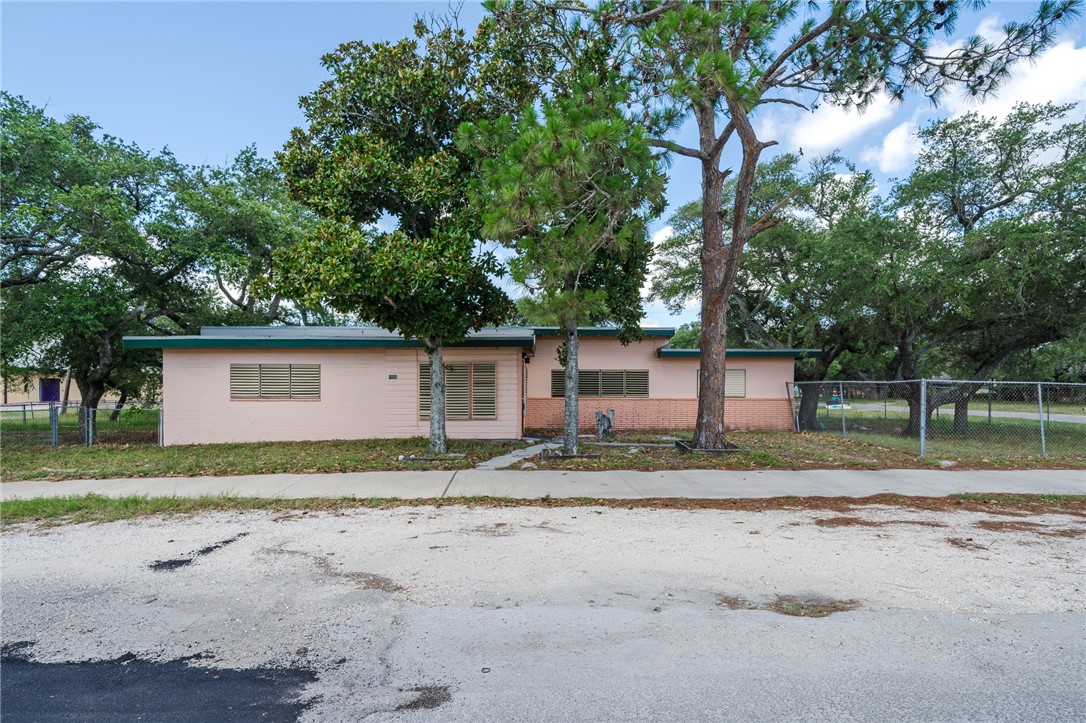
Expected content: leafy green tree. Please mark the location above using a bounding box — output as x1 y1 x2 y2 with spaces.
1 94 314 412
272 19 540 453
888 102 1086 431
462 72 665 453
1 94 209 410
496 0 1079 448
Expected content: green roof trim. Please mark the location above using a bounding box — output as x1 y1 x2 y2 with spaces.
124 337 534 350
656 345 822 359
532 326 675 338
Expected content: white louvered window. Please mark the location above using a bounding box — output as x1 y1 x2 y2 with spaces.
551 370 649 398
230 364 320 400
419 363 497 420
696 368 746 398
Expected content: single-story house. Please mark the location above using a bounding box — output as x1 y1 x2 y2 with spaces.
123 326 819 446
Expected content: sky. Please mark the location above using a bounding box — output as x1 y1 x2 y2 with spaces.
4 0 1084 328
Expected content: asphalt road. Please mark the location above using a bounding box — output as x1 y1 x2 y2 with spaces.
3 505 1083 721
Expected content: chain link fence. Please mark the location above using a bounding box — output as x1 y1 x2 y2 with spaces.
789 380 1086 459
1 403 162 448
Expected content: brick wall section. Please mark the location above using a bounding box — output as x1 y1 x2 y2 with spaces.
525 397 793 432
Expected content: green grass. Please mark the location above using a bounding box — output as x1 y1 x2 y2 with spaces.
517 429 1085 471
5 491 1082 528
851 397 1086 416
0 437 524 481
809 403 1086 458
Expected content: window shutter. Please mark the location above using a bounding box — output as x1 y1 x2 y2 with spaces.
471 363 496 419
419 364 431 419
259 364 291 398
446 364 470 420
230 364 260 398
551 370 565 397
289 364 320 399
725 369 747 398
578 369 601 397
601 370 625 397
625 370 649 397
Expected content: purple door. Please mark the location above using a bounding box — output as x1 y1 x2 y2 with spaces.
40 378 61 402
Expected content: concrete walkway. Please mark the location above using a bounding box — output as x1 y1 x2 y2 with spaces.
473 442 552 470
2 468 1082 501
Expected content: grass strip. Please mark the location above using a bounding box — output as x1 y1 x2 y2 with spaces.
3 492 1083 528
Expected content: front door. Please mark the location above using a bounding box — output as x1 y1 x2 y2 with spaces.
40 378 61 402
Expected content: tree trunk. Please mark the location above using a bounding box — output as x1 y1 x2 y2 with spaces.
953 398 970 433
426 339 447 454
61 368 73 412
562 323 580 456
693 113 729 450
109 391 128 422
798 386 822 431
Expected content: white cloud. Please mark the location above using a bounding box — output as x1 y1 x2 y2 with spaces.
860 117 920 174
643 225 674 299
788 93 897 154
942 38 1086 120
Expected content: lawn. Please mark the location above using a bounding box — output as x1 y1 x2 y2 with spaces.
2 491 1082 528
1 438 524 481
518 429 1085 471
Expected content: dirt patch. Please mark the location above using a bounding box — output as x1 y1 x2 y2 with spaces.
717 594 860 618
396 686 451 711
814 516 947 529
974 519 1086 538
947 537 989 551
264 548 403 592
468 522 514 537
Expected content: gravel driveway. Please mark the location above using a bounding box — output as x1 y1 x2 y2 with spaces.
3 505 1084 721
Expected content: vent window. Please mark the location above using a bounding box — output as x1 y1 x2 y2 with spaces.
551 370 649 398
419 362 497 420
230 364 320 400
696 368 746 398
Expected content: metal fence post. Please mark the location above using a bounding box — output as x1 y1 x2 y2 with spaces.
839 382 847 437
51 405 59 448
919 378 927 457
1037 381 1046 458
158 408 164 447
987 382 992 424
86 407 95 447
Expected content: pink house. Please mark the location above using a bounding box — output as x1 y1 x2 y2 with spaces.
124 326 818 446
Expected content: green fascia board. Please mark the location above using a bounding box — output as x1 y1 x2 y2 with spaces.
656 346 823 359
532 326 675 338
123 337 534 350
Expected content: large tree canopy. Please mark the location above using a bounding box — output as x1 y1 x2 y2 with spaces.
493 0 1080 448
271 18 542 453
1 93 313 409
462 71 665 453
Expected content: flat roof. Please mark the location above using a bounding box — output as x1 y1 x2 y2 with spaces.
125 326 536 350
531 326 675 338
656 345 822 359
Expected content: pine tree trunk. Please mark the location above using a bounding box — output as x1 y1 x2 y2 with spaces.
562 323 579 456
427 340 447 454
693 132 728 450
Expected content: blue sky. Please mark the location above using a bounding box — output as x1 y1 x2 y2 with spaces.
4 1 1084 327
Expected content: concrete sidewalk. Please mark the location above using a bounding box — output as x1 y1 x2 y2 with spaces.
1 468 1082 501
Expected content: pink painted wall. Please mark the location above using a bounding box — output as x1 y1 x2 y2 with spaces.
162 347 522 445
524 336 795 431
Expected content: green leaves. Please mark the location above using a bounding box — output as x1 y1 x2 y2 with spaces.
463 69 664 335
